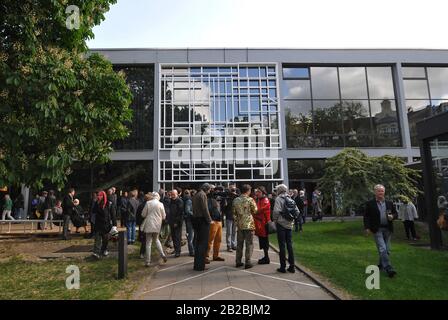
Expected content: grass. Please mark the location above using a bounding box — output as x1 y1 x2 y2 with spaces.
270 219 448 300
0 246 150 300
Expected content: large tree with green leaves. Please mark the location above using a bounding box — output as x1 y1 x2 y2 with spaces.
318 148 421 215
0 0 132 190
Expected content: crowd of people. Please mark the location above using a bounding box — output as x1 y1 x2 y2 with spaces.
1 182 428 279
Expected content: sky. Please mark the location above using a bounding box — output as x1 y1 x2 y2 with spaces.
87 0 448 49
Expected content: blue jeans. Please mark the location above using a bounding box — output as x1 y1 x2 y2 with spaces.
374 227 393 271
185 217 194 255
226 219 236 249
276 223 294 270
126 221 136 243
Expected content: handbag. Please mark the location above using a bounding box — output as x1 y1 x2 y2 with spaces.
266 221 277 234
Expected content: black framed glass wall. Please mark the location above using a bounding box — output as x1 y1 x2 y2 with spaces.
113 65 154 150
283 65 401 148
402 66 448 146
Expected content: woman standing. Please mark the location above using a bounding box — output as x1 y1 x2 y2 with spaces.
254 186 271 264
398 196 419 240
140 192 168 267
92 191 116 259
72 199 88 234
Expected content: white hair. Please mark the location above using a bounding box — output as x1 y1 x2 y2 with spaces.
374 184 385 191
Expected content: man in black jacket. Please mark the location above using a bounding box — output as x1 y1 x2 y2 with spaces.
169 189 184 257
62 188 75 240
364 184 398 278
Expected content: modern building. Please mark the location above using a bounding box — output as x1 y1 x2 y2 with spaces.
66 48 448 198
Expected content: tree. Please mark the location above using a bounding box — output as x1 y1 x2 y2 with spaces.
0 1 133 190
318 148 421 216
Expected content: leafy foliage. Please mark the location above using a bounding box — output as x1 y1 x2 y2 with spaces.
318 148 421 215
0 0 133 189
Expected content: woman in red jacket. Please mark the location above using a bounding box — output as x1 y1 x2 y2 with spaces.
254 186 271 264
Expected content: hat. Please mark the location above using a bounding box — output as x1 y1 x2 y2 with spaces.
274 184 288 194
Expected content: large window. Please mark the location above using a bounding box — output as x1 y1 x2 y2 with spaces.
160 65 281 183
113 65 154 150
283 66 401 148
403 66 448 146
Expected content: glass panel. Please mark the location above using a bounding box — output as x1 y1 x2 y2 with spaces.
402 67 426 79
367 67 395 99
429 133 448 211
284 100 313 148
282 80 311 99
311 67 339 99
248 67 259 78
427 67 448 99
371 99 401 147
113 65 154 150
406 99 431 146
404 79 430 99
431 100 448 115
313 100 344 147
173 105 189 122
341 100 373 147
283 67 310 79
288 159 326 181
239 67 248 78
339 67 368 99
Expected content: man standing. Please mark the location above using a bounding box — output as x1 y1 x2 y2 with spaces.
364 184 398 278
192 183 213 271
62 188 75 240
182 190 195 257
232 184 257 269
126 190 139 245
206 188 225 263
169 189 184 257
224 186 238 252
273 184 296 273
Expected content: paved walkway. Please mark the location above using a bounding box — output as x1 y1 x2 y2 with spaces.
134 230 334 300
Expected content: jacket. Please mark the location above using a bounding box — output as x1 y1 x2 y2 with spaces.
168 197 184 225
232 195 257 231
363 198 398 233
398 202 418 221
208 197 221 222
62 194 74 217
183 196 193 219
93 202 117 234
254 197 271 237
141 199 166 234
192 190 212 224
126 198 139 223
3 198 13 211
272 193 294 230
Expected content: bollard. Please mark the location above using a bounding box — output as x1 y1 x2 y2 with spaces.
118 231 127 279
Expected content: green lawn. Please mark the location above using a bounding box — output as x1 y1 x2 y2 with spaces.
0 250 149 300
270 219 448 300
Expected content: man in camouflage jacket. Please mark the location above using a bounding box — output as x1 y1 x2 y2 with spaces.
232 184 257 269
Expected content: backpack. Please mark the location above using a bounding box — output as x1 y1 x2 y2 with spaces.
281 195 300 221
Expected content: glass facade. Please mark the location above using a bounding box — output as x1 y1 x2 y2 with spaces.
159 65 282 183
402 66 448 146
113 65 154 150
284 66 401 148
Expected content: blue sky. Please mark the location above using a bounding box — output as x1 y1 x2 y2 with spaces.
87 0 448 49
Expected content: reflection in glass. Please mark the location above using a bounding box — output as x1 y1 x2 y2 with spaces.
402 67 426 79
404 79 430 99
284 100 313 148
371 99 401 147
311 67 339 99
113 65 154 150
367 67 395 99
313 100 343 134
339 67 368 99
283 67 310 79
282 80 311 99
341 100 373 147
430 133 448 204
427 67 448 99
406 99 431 146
